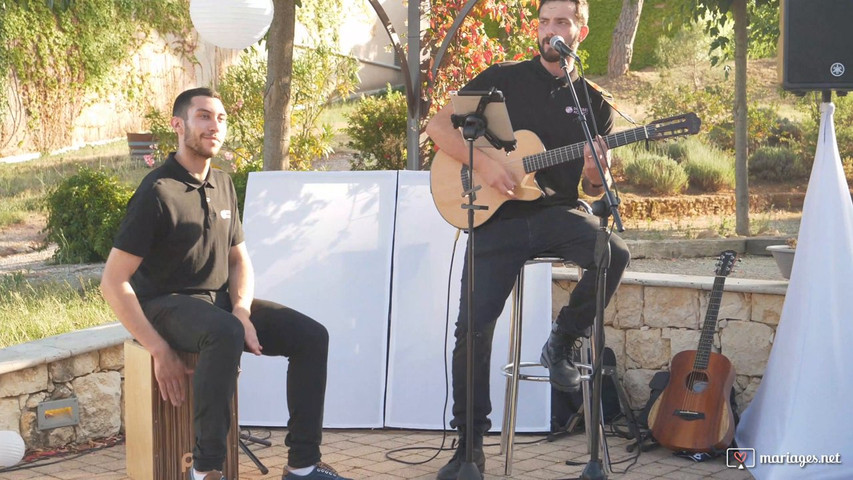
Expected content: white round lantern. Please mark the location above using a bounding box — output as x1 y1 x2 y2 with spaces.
190 0 274 50
0 431 25 468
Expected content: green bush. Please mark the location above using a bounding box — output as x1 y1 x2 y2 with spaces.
648 84 733 142
345 87 408 171
748 146 805 182
671 138 734 192
709 104 804 153
623 153 688 195
143 107 177 162
660 138 698 162
44 167 132 263
682 152 734 192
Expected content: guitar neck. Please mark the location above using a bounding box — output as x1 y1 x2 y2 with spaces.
521 125 652 173
694 276 726 370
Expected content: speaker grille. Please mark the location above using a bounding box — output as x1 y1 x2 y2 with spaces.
780 0 853 91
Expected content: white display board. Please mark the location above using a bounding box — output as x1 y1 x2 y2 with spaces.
237 170 552 431
238 171 398 428
385 171 552 432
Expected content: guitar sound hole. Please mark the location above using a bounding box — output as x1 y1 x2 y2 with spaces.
686 372 709 393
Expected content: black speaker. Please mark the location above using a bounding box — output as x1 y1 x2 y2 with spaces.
779 0 853 92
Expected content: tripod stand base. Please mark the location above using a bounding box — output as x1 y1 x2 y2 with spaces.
580 459 606 480
238 439 269 475
456 461 483 480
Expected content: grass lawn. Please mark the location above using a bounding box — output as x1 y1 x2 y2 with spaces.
0 273 115 348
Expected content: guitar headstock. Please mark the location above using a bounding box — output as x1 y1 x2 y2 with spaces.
647 112 701 140
715 250 739 277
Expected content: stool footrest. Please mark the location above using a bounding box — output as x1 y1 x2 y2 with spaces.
500 361 551 382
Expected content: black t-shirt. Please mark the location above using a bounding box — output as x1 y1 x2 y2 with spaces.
460 56 614 214
113 153 244 301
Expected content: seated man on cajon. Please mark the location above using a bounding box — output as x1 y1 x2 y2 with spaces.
101 87 352 480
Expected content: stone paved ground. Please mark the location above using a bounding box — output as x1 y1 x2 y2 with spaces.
0 428 756 480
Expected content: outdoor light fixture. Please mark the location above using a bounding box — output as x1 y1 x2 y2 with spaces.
190 0 274 50
0 431 25 469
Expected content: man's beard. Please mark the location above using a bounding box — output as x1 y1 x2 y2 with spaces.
539 37 579 64
538 38 562 63
184 131 220 159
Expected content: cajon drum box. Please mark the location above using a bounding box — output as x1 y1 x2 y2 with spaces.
125 340 239 480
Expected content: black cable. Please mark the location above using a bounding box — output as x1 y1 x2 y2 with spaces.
384 230 461 465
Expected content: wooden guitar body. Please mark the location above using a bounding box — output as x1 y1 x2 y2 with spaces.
430 130 545 229
648 349 736 453
428 113 701 229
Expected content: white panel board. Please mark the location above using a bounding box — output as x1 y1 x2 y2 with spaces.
385 171 551 432
238 171 397 428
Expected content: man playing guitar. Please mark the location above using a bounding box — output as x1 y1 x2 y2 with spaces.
425 1 631 478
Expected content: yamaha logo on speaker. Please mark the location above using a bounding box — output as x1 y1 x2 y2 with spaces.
830 63 845 78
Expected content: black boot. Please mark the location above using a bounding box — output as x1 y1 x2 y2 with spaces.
540 331 582 392
436 431 485 480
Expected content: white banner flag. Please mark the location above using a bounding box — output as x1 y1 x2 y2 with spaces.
735 102 853 479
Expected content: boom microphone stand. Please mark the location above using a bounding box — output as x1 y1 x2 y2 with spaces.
555 52 624 480
450 88 516 480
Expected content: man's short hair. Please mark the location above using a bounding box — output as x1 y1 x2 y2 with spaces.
538 0 589 27
172 87 221 119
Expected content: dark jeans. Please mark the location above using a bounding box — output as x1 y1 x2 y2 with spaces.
450 205 630 434
141 292 328 471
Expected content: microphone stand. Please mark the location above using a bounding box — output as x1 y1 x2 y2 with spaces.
450 88 515 480
556 55 624 480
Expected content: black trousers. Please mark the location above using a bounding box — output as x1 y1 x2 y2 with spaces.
450 205 630 434
141 292 328 471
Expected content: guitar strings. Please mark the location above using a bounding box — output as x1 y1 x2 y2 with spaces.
679 275 725 414
522 126 653 173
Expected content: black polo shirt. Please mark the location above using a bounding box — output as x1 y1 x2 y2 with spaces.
113 153 244 302
460 56 614 214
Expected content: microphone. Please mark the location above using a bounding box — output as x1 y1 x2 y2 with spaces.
549 36 580 60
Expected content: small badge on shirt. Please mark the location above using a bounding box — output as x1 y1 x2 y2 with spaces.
220 209 232 220
565 106 588 116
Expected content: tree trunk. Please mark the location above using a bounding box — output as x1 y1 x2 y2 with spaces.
607 0 644 78
264 0 296 171
733 0 749 235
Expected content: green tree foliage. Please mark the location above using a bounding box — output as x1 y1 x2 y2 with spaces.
217 42 358 209
346 87 408 170
0 1 191 152
682 0 779 65
44 168 133 263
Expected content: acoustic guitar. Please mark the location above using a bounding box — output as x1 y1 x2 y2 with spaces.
429 112 701 229
648 250 739 453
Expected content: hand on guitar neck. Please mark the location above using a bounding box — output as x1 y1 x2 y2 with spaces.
581 135 611 195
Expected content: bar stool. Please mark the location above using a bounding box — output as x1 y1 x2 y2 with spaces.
498 202 613 475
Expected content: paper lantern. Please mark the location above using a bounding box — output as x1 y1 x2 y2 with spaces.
0 431 25 468
190 0 274 50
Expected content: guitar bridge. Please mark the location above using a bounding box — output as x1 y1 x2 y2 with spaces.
673 410 705 421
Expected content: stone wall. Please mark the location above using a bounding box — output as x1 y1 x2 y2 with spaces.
0 273 785 451
552 272 784 414
0 344 125 450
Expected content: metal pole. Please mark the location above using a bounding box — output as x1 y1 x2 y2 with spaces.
406 0 421 170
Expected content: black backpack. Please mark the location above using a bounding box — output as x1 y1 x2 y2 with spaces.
550 346 624 433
